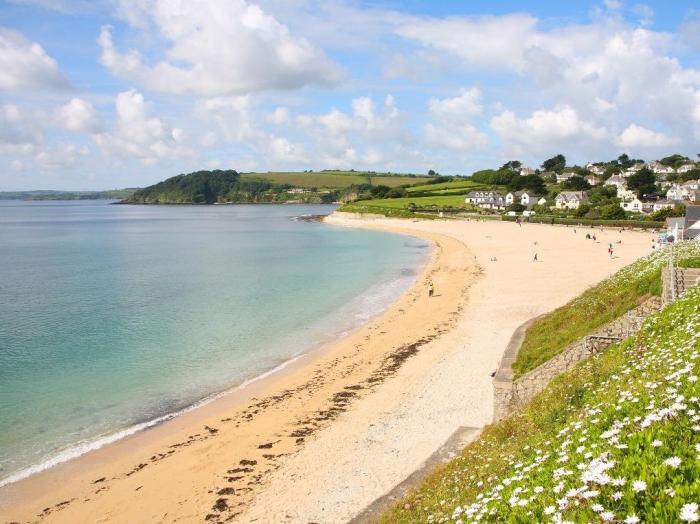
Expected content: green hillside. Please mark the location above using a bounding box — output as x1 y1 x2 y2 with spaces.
382 249 700 523
241 170 427 189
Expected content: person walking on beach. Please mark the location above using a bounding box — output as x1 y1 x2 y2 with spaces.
533 252 538 262
428 280 434 297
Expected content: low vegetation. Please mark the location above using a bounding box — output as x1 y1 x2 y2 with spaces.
382 267 700 523
514 242 700 377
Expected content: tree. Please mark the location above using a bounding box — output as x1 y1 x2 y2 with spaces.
659 154 690 168
600 203 626 220
500 160 522 171
561 176 591 191
542 154 566 173
507 174 546 195
507 203 526 213
626 168 657 198
428 169 438 177
649 204 686 221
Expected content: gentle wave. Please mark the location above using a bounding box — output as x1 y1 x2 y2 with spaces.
0 256 426 488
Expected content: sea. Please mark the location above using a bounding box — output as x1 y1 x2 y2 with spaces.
0 201 428 487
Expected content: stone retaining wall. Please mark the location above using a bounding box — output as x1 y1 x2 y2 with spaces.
662 267 700 304
493 296 662 421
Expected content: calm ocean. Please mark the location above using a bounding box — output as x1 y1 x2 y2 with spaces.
0 201 427 486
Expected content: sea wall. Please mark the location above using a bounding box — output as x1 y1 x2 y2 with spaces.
493 296 662 422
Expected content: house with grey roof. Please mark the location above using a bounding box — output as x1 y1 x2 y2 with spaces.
555 191 588 210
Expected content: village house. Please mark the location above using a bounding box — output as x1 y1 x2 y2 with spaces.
604 174 626 189
621 198 653 214
652 199 675 212
585 162 606 176
585 175 600 186
667 181 700 202
505 191 540 208
555 171 577 184
519 166 536 176
647 161 675 175
465 191 506 210
677 163 697 174
668 206 700 240
555 191 588 210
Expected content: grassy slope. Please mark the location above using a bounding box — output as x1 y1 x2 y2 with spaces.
240 171 426 189
406 180 486 193
382 280 700 523
354 195 474 209
514 242 700 378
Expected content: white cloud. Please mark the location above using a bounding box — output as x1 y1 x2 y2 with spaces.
267 106 291 125
396 14 538 72
56 98 103 133
267 136 307 163
424 123 488 151
100 0 343 95
0 104 43 154
34 143 88 170
428 88 482 121
0 28 68 90
490 106 609 156
94 89 194 165
616 124 678 148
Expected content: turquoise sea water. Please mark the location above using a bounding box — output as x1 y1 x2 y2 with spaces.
0 201 427 486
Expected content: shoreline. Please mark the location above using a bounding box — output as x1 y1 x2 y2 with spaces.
0 217 470 523
0 214 656 523
0 224 426 491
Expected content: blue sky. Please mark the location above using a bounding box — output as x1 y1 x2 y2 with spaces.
1 0 699 190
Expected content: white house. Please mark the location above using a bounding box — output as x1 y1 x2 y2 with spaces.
555 172 577 184
555 191 588 210
667 181 700 201
465 190 500 205
585 163 606 176
677 163 696 174
505 191 539 208
647 161 675 175
605 174 626 189
652 199 675 212
519 166 536 176
465 191 505 210
621 198 653 214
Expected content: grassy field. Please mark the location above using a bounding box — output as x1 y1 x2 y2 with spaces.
513 242 700 378
240 171 427 189
406 179 485 193
382 267 700 523
351 194 471 210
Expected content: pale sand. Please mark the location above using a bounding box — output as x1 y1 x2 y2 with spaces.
0 215 655 524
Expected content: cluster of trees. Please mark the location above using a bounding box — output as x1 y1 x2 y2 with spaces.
123 170 303 204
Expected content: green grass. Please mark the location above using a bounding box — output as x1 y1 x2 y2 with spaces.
355 195 472 209
337 203 442 219
240 171 427 189
513 242 700 378
381 281 700 523
406 180 485 193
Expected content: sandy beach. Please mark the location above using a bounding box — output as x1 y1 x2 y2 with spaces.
0 214 656 524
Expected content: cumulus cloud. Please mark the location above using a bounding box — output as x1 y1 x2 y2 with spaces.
616 124 678 149
0 27 68 90
396 14 538 72
56 98 103 133
490 106 609 156
94 89 194 165
100 0 343 95
0 104 43 154
424 122 487 151
428 88 482 121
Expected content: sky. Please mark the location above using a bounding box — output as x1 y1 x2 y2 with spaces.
0 0 699 190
